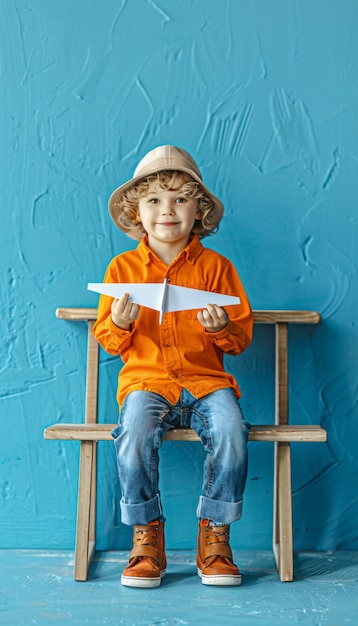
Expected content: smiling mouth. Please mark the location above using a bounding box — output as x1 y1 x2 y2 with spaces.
157 222 179 226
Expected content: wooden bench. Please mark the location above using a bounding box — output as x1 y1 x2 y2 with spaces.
44 307 327 582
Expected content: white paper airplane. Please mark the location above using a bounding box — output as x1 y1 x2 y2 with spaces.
88 279 240 324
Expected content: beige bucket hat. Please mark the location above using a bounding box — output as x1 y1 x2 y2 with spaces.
108 145 224 240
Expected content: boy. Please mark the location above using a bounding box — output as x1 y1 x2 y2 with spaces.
93 145 253 588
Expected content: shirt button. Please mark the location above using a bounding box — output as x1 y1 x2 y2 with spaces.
166 277 171 282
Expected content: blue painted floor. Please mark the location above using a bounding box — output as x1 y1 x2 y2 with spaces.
1 550 357 625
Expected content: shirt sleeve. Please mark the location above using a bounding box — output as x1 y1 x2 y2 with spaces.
92 261 134 356
204 258 253 356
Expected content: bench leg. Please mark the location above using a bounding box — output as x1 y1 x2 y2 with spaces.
273 441 293 582
88 442 97 563
74 441 97 581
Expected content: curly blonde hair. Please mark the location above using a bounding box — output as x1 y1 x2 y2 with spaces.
114 170 220 239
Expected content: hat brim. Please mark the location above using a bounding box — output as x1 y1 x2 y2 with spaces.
108 166 224 240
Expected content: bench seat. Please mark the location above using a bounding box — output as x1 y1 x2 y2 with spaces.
44 423 327 443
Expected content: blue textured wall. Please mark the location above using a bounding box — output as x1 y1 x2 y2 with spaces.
1 0 357 552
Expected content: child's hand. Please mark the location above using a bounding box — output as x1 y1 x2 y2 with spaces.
111 293 140 330
197 304 228 333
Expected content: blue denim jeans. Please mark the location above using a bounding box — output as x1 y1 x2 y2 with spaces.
111 388 250 526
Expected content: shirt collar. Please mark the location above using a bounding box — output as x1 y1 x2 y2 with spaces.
137 234 203 266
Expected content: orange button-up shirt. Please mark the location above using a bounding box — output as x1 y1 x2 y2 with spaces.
93 235 253 408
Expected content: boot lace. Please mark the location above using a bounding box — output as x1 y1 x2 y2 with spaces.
205 525 230 546
134 524 159 547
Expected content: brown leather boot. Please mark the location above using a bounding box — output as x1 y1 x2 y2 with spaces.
197 519 242 585
121 520 166 588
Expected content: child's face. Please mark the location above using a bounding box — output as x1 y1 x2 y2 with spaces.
137 181 200 252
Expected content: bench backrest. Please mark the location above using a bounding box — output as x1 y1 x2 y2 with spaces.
55 307 320 428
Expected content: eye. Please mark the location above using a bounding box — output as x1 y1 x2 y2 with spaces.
148 197 159 204
175 196 187 203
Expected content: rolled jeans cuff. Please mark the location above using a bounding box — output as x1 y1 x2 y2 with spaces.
120 493 162 526
196 495 243 524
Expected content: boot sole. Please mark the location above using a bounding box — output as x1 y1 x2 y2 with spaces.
121 570 166 588
198 568 242 586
